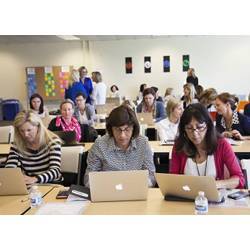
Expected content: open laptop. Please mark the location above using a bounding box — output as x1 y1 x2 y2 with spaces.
89 170 149 202
155 173 221 202
136 113 154 126
53 131 78 146
0 168 28 195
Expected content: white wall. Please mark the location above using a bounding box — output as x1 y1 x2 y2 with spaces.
0 36 250 107
0 41 84 107
89 36 250 99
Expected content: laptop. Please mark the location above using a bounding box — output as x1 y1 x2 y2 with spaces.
53 131 78 146
89 170 149 202
155 173 221 202
0 168 28 195
136 113 154 126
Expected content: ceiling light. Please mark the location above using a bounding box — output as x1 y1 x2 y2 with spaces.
57 35 80 40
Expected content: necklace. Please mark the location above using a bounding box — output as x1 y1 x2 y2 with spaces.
194 156 208 176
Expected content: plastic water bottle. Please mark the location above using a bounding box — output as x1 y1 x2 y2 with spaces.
29 185 43 208
195 191 208 215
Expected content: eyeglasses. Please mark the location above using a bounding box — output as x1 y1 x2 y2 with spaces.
185 124 207 133
113 126 133 134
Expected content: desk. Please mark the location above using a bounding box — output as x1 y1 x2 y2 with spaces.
0 185 55 215
25 187 250 215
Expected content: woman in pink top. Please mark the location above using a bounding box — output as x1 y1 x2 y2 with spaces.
170 103 244 188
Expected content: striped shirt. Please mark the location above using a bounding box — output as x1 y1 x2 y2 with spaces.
5 138 62 183
84 134 156 187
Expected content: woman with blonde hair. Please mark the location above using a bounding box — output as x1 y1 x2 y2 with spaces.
48 99 82 142
5 110 62 184
156 98 183 142
186 68 198 87
182 83 198 109
65 69 88 103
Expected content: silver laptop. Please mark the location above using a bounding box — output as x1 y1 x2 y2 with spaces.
89 170 149 202
155 173 221 202
0 168 28 195
136 113 154 126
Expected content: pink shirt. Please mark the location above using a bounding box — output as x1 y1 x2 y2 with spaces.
170 138 245 188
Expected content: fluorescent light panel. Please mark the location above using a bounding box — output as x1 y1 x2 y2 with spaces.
57 35 80 40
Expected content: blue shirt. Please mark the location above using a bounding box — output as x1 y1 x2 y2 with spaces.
65 81 88 103
80 77 93 104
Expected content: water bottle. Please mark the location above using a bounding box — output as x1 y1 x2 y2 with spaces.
29 185 43 208
195 191 208 215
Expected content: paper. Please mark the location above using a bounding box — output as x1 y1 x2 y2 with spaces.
61 65 70 72
35 201 89 215
226 138 243 146
67 194 87 202
27 68 35 74
44 66 52 74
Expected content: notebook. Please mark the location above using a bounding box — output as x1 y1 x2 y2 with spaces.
136 113 154 126
0 168 28 195
89 170 148 202
155 173 222 202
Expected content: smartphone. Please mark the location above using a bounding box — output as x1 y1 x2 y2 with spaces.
227 191 249 200
56 190 69 199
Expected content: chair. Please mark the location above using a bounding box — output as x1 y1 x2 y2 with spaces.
0 125 14 143
241 159 250 189
61 146 84 186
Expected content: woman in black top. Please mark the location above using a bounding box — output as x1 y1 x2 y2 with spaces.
186 68 198 87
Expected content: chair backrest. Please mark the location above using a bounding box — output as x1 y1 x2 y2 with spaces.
61 146 84 185
0 125 14 143
241 159 250 189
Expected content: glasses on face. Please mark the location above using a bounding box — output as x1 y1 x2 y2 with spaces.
113 126 133 134
185 124 207 133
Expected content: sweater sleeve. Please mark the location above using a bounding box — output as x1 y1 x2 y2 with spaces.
170 145 184 174
218 139 245 188
35 140 62 183
5 144 20 168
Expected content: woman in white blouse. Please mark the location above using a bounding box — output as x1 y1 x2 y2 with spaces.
156 98 183 142
92 71 107 105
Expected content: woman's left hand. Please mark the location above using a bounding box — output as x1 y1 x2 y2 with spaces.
231 130 244 140
23 175 38 185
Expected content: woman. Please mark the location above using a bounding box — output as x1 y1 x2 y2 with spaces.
199 88 218 111
186 68 198 87
79 66 93 104
136 88 166 122
156 98 183 142
170 103 244 189
48 99 82 142
64 69 88 103
137 83 147 104
74 92 96 126
164 87 174 107
215 92 250 140
5 110 62 184
29 93 49 118
92 71 107 105
84 105 156 187
182 83 198 109
109 84 120 98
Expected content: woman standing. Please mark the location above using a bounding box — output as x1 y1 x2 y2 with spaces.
92 71 107 105
186 68 199 87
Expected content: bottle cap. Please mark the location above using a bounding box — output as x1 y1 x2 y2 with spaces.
32 185 38 190
198 191 205 196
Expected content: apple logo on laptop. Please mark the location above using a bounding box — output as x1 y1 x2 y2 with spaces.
115 184 123 191
182 185 191 192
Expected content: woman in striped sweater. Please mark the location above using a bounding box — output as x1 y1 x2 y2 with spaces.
5 110 62 184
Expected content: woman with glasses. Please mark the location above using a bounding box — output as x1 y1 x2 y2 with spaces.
170 103 244 189
215 92 250 140
84 105 156 187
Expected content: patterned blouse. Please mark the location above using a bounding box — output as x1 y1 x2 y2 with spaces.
84 134 156 187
